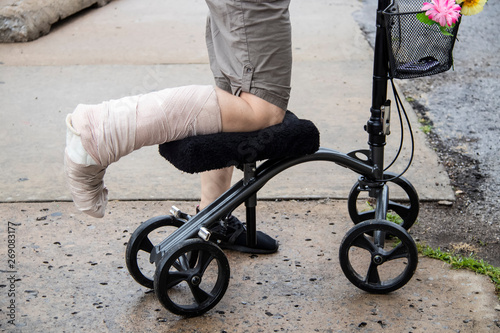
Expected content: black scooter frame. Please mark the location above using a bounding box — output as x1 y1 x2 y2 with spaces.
151 0 395 263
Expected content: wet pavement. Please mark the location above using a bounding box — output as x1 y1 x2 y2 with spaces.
2 200 500 332
1 0 500 332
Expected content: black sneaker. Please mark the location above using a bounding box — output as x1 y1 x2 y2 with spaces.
209 215 279 254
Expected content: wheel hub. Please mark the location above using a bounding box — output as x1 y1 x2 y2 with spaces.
191 275 202 286
372 254 384 265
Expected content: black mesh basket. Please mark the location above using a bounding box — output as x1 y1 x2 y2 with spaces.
383 0 460 79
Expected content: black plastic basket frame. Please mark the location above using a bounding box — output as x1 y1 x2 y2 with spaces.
383 0 460 79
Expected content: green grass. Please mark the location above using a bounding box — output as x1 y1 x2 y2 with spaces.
363 202 403 226
417 244 500 295
386 211 403 225
420 124 433 134
418 118 433 134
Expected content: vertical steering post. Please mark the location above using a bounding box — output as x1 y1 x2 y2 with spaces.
243 163 257 247
375 184 389 221
373 184 389 248
367 0 392 180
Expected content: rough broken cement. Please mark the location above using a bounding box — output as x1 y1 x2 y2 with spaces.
0 0 111 42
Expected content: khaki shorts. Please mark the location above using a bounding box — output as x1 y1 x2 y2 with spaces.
205 0 292 110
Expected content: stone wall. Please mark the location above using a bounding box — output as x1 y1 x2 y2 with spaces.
0 0 112 42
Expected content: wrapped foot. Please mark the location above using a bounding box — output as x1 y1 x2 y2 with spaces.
64 114 108 218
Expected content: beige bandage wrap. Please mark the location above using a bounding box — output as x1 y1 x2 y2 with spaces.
65 85 222 218
64 152 108 218
72 85 221 167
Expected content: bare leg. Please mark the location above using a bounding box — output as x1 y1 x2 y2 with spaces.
216 88 285 133
199 167 234 210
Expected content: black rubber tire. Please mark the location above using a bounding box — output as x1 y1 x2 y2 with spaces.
339 219 418 294
347 172 419 230
126 216 184 289
154 239 230 317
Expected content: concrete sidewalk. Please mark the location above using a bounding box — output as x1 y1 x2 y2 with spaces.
2 200 500 332
1 0 498 332
0 0 453 203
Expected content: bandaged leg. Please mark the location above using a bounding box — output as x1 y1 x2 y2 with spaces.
64 85 222 218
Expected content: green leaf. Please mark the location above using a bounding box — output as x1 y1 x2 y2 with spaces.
439 25 453 36
416 12 435 26
416 12 456 36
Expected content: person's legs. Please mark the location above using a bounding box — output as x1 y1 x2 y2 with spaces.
198 88 286 210
199 166 233 210
64 1 292 255
198 0 292 252
199 84 287 210
201 0 292 208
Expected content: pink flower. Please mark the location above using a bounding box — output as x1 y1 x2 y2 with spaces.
422 0 462 27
